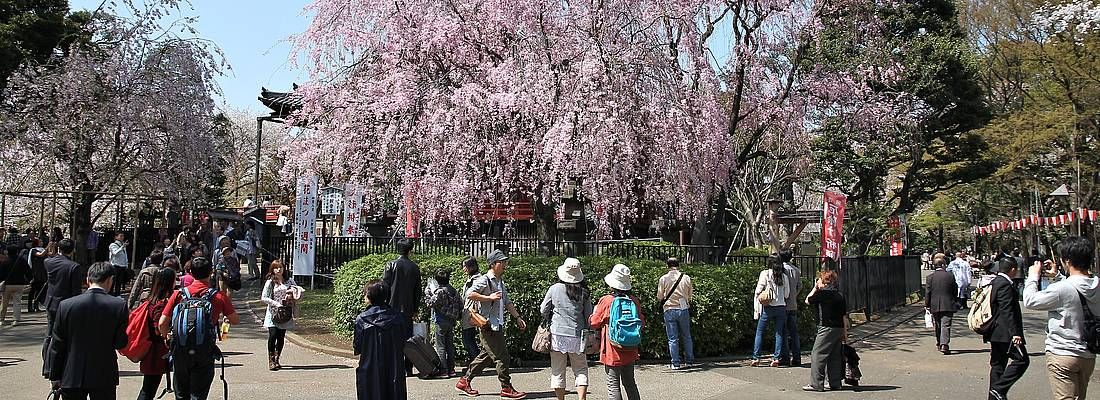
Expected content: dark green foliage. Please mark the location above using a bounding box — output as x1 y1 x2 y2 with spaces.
0 0 69 91
332 253 816 361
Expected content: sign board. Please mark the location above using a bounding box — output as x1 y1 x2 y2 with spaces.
320 186 344 216
341 183 363 237
887 214 907 256
821 191 848 261
294 176 318 276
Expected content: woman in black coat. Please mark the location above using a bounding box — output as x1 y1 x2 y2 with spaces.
354 280 412 400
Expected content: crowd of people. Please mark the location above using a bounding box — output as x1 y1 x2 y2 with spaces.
926 236 1099 400
5 222 1100 400
350 241 857 400
0 221 299 400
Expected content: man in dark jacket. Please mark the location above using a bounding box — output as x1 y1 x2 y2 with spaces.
382 238 421 376
47 262 128 399
926 253 958 355
985 257 1029 400
354 281 411 400
44 239 85 333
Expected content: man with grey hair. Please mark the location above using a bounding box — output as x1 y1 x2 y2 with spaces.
657 257 695 369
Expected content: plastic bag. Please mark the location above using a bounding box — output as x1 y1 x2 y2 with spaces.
413 322 429 339
924 310 934 329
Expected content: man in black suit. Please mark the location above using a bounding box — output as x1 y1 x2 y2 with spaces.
47 262 128 400
43 239 85 334
382 238 421 376
926 253 958 354
985 257 1029 400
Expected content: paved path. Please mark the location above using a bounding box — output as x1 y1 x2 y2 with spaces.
2 289 1098 399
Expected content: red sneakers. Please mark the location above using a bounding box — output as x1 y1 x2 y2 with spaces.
455 378 479 397
500 387 527 399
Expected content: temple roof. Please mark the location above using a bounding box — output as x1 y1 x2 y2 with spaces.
258 84 303 119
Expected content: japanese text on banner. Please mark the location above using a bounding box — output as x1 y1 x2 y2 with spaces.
294 176 318 276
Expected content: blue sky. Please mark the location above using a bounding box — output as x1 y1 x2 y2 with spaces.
71 0 312 114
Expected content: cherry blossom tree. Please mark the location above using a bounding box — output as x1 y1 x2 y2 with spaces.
0 0 223 261
287 0 907 240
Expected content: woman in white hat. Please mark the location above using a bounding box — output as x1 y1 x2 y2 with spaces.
589 264 644 400
539 258 594 400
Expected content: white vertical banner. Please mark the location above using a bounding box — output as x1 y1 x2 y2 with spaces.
294 175 318 276
341 183 362 237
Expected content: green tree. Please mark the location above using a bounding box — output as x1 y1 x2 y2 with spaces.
812 0 994 253
0 0 69 92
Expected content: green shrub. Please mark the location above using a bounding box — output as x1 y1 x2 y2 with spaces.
331 254 816 360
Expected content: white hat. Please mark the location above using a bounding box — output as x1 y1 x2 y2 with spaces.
557 258 584 284
604 264 632 291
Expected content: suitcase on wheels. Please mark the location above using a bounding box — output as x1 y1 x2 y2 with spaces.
403 335 441 378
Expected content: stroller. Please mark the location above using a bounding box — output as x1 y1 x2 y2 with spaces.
843 343 862 387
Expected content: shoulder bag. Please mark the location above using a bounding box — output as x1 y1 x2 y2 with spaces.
757 273 775 306
660 272 686 309
467 276 490 328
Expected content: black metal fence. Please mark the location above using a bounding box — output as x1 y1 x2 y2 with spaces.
273 236 921 313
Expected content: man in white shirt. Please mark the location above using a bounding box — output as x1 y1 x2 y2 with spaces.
948 251 973 308
1023 236 1100 400
657 257 695 369
107 232 128 296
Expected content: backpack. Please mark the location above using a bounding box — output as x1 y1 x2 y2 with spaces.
433 287 462 321
1076 290 1100 354
967 283 995 334
608 295 642 348
170 287 219 355
120 301 153 362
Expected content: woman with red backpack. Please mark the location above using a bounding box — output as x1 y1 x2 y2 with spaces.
129 268 176 400
589 264 643 400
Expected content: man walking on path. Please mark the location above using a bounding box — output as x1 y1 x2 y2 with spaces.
926 253 958 355
157 257 241 400
779 251 802 366
455 249 528 399
108 232 129 296
949 251 973 308
985 257 1029 400
657 257 695 369
46 262 128 400
44 239 84 334
1023 236 1100 400
382 238 421 376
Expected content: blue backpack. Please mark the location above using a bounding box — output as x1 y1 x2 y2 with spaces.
170 287 219 355
608 296 642 348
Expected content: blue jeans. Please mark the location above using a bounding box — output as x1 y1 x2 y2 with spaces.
433 318 457 372
460 327 481 363
781 310 801 363
663 308 695 366
753 306 788 360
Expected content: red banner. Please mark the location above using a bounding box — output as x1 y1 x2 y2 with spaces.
821 191 848 261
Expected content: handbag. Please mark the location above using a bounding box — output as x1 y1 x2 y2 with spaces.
468 306 488 328
272 298 294 325
757 285 775 306
531 325 552 354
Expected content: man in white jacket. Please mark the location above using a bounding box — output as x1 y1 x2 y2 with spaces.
1023 236 1100 400
948 251 973 308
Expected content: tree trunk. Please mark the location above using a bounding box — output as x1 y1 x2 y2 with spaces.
72 190 95 265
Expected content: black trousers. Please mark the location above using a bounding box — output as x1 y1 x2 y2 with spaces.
60 387 115 400
173 353 215 400
136 374 163 400
267 327 286 354
988 342 1030 399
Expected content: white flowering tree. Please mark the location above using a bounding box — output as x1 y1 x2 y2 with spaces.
0 1 223 261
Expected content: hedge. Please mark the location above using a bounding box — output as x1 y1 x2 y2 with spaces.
331 254 817 361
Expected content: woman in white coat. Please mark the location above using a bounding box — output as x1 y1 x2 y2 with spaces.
261 259 303 371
